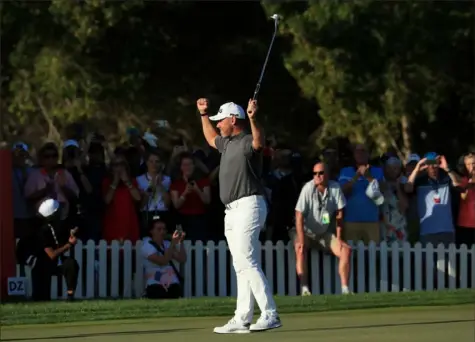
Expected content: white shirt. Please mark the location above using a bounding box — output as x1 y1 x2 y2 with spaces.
136 173 171 212
141 237 179 287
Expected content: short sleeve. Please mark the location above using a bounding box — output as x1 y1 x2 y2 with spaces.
338 167 353 186
295 185 309 215
162 176 171 191
335 185 347 210
136 175 147 191
141 240 157 258
242 134 254 158
215 136 226 153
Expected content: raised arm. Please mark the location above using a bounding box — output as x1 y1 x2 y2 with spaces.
197 98 218 149
246 99 265 151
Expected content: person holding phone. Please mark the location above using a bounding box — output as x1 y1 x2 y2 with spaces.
136 150 172 237
170 152 211 242
141 217 186 299
102 154 141 243
404 152 460 246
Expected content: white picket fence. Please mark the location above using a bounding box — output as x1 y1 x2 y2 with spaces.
16 240 475 300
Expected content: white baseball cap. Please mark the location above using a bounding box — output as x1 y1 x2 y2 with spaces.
406 153 421 164
63 139 80 149
38 199 60 218
209 102 246 121
142 132 158 147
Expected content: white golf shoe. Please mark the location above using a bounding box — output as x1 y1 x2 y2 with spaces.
249 315 282 332
213 318 250 334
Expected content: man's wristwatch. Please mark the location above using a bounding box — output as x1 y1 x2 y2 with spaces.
200 113 208 117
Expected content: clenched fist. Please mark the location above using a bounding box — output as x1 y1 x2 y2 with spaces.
197 98 209 115
247 99 258 120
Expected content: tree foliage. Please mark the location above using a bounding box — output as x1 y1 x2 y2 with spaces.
264 0 474 156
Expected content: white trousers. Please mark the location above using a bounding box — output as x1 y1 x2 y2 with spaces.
224 195 277 323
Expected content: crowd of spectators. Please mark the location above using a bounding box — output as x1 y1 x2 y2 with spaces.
10 122 474 299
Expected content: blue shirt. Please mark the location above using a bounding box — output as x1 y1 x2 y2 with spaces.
338 166 384 222
414 172 454 235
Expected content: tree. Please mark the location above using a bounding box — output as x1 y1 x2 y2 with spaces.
263 0 474 158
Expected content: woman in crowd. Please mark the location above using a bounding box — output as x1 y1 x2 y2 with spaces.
170 152 211 242
136 150 172 238
141 217 186 299
24 142 79 223
102 154 141 243
381 157 408 245
456 152 475 247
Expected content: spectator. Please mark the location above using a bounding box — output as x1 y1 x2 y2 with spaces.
102 154 141 243
339 143 384 244
291 161 351 296
381 157 408 245
141 217 186 299
170 152 211 242
266 149 301 243
12 142 35 239
322 147 339 181
456 152 475 247
82 142 107 242
404 153 421 244
136 150 172 237
30 199 80 301
24 142 79 223
61 139 93 237
404 153 461 246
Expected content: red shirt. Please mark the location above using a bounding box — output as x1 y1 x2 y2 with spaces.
458 177 475 228
170 177 210 215
102 177 140 243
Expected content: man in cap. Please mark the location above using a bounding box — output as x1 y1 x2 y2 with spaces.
31 198 79 301
197 98 281 333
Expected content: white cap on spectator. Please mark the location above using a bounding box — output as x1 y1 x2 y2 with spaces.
209 102 246 121
406 153 421 164
38 199 60 218
63 139 80 149
143 132 158 147
365 179 385 206
12 142 28 152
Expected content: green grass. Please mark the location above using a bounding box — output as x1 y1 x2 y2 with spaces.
1 289 474 326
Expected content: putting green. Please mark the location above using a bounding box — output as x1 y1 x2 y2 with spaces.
1 305 473 342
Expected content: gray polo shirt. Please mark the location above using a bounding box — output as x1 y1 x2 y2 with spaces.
295 180 346 235
215 133 264 205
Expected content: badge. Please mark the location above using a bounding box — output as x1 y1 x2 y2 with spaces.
433 193 441 204
321 211 330 225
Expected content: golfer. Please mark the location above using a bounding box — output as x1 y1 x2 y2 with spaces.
197 98 281 334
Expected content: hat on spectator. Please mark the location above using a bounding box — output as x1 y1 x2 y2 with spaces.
63 139 80 149
38 199 60 218
12 142 28 152
406 153 421 164
142 132 158 148
209 102 246 121
365 179 385 206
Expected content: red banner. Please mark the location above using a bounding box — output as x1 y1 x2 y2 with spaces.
0 150 15 300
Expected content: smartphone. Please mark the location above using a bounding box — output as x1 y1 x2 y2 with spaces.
175 224 183 234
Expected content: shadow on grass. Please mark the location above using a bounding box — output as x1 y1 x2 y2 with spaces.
2 327 201 341
271 319 474 334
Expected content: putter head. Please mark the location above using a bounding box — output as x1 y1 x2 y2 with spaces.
270 14 281 21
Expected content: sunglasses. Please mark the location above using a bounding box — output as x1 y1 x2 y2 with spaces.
313 171 325 176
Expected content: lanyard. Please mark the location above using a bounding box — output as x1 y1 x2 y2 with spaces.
316 188 328 212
